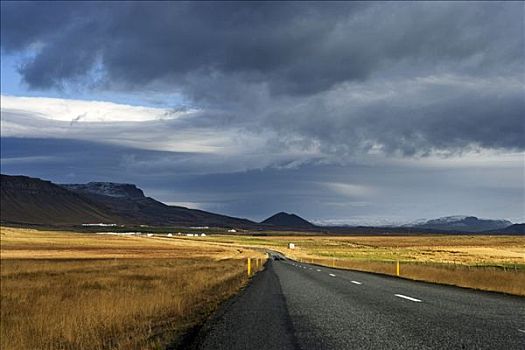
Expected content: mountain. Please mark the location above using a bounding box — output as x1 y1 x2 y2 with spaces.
261 212 316 228
0 174 119 225
62 182 145 199
1 174 256 227
61 182 255 228
486 223 525 234
3 174 519 234
413 215 512 233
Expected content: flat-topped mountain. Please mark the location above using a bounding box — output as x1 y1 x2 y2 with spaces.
0 174 119 225
261 212 315 228
1 174 255 228
62 182 145 199
61 181 255 227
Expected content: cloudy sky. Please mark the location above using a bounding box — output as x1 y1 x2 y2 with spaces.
1 2 524 225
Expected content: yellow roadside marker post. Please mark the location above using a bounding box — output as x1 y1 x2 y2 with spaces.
396 261 400 276
247 258 252 276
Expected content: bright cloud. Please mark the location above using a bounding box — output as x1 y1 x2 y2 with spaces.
0 95 194 123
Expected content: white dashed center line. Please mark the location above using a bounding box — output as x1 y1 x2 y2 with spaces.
350 281 362 285
316 269 321 272
329 273 336 277
394 294 422 302
518 329 525 334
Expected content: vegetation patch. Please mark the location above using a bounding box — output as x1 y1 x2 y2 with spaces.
0 227 265 350
199 234 525 295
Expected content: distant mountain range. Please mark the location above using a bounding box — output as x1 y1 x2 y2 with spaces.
1 174 522 234
411 215 513 233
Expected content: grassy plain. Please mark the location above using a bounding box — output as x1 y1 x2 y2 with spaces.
0 227 265 350
199 234 525 295
1 227 523 350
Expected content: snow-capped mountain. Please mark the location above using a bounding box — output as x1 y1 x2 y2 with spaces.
412 216 512 232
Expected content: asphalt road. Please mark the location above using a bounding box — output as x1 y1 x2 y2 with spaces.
192 253 525 349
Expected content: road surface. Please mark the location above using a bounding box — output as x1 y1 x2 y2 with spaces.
191 253 525 349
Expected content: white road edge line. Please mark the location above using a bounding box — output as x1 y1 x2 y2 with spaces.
350 281 362 285
394 294 422 302
329 273 336 277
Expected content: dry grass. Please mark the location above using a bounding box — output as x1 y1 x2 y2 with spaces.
1 226 523 350
300 257 525 296
0 226 258 260
198 234 525 295
0 227 265 350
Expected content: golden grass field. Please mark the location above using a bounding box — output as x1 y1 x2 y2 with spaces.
197 234 525 295
0 227 265 350
1 227 524 350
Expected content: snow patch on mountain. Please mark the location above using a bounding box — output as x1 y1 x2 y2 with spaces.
62 182 146 199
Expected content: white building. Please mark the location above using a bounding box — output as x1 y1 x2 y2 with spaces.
288 243 295 249
82 223 117 227
227 229 237 233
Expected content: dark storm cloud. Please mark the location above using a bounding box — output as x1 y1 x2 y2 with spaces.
264 76 525 155
2 2 521 93
1 2 365 93
1 1 524 155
